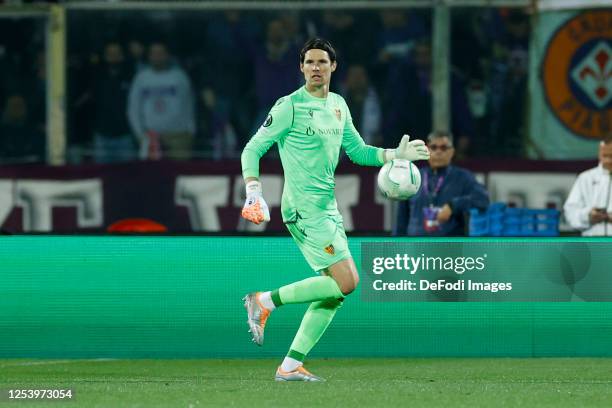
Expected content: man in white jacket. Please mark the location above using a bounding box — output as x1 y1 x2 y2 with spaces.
127 42 195 160
564 139 612 236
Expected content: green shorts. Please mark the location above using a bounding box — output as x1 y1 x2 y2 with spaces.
285 211 352 272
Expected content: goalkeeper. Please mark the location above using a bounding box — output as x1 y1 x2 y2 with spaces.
241 38 429 382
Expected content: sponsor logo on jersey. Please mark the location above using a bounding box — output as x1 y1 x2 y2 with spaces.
319 128 342 136
334 108 342 121
324 244 335 255
541 11 611 140
304 126 342 136
263 114 273 127
308 109 314 118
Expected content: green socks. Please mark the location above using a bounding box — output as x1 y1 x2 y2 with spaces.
268 276 345 363
288 298 343 357
271 276 344 306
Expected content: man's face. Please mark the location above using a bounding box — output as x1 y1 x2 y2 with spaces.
599 141 612 171
129 41 144 59
345 65 368 92
300 49 337 88
428 136 454 169
267 20 285 46
105 43 124 66
414 43 431 70
149 44 169 70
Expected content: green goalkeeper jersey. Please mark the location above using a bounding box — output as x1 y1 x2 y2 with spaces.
242 86 384 223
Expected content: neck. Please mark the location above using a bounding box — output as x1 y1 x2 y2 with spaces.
305 83 329 99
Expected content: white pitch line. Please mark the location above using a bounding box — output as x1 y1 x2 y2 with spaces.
0 359 118 368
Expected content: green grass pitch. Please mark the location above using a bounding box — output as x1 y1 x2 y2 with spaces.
2 358 612 407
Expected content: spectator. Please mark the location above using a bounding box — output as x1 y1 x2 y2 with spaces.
68 47 98 159
0 45 17 116
92 42 136 163
127 41 195 160
248 19 301 132
22 51 46 133
340 64 381 145
486 10 530 158
564 139 612 236
199 87 238 160
127 40 147 73
0 94 45 163
377 9 427 66
383 39 474 156
450 9 490 81
393 131 489 236
202 11 258 150
373 9 428 93
278 11 310 49
318 10 378 71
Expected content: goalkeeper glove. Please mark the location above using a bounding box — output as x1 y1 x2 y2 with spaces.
241 180 270 225
391 134 430 161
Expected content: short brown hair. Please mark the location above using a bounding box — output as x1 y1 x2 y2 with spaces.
427 130 453 146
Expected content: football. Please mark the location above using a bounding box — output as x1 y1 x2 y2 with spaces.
377 159 421 200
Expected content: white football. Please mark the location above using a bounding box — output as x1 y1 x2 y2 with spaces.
377 159 421 200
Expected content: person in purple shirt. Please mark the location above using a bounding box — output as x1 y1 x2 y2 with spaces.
382 39 475 158
393 131 489 236
250 19 302 132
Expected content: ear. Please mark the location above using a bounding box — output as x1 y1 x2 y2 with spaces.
331 61 337 72
300 63 304 73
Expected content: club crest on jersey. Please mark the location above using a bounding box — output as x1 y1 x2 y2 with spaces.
334 109 342 121
542 10 612 140
324 244 335 255
263 114 273 127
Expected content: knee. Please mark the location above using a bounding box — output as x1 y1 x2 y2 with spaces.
336 272 360 296
327 259 360 296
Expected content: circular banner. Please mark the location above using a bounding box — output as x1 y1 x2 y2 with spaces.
542 11 612 140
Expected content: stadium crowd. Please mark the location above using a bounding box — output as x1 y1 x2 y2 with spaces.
0 7 530 164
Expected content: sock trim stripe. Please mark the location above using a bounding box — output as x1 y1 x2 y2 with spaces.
287 349 306 362
271 289 283 307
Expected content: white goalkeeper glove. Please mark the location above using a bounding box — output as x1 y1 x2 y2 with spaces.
241 180 270 225
390 134 430 161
